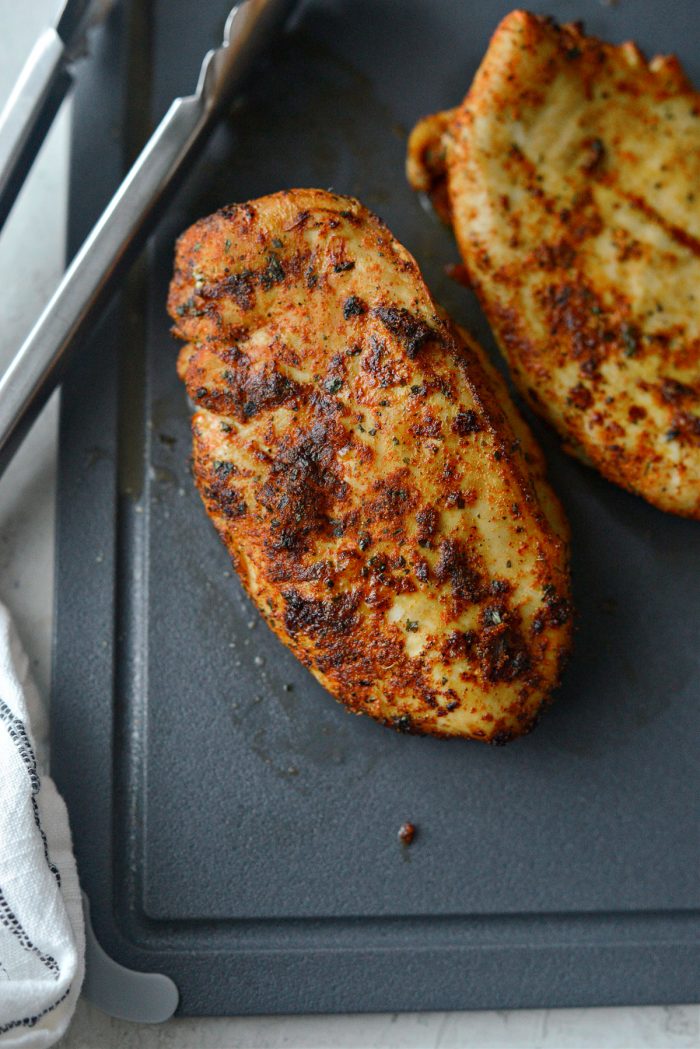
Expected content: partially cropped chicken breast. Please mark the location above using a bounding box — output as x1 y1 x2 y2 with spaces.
408 10 700 519
168 189 571 742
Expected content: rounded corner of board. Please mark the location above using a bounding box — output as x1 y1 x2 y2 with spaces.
82 892 180 1023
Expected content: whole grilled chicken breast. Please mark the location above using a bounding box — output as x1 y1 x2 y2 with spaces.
168 189 571 742
407 10 700 518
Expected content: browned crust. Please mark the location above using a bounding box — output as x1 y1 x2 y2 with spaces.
168 189 572 742
408 11 700 519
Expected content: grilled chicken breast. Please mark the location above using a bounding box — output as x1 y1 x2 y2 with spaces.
407 10 700 518
168 189 571 742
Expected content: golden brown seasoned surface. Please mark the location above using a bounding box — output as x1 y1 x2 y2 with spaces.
407 10 700 518
168 189 571 742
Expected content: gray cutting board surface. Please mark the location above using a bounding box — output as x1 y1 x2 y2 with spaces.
52 0 700 1017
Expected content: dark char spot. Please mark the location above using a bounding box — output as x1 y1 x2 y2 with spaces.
373 306 441 358
343 295 367 319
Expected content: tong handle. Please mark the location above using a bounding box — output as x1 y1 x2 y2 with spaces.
0 97 202 473
0 29 71 230
0 0 293 477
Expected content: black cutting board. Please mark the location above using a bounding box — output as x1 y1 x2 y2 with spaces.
52 0 700 1017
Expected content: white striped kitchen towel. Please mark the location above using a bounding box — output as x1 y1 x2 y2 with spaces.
0 602 84 1047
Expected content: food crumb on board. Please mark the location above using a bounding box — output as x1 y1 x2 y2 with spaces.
398 822 417 846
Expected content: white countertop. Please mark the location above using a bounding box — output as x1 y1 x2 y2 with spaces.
0 3 697 1047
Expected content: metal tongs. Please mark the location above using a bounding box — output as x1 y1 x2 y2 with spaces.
0 0 110 231
0 0 294 474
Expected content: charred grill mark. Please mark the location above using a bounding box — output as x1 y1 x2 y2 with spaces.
476 607 531 684
669 410 700 443
505 141 536 178
361 336 408 387
192 348 301 422
306 264 319 289
623 191 700 257
283 589 359 638
452 409 483 435
410 412 443 440
441 630 476 660
567 196 604 244
257 421 348 553
202 461 247 520
533 240 577 270
218 201 257 228
490 729 516 746
660 377 695 403
339 209 362 226
540 282 608 367
271 559 334 586
198 250 288 312
364 470 417 523
434 538 483 611
343 295 367 319
208 272 256 311
568 382 594 410
415 505 439 547
285 209 310 231
314 636 367 676
373 306 442 358
328 236 356 274
533 584 573 633
444 490 466 509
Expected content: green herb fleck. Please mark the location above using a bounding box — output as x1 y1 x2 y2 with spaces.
260 254 285 290
621 322 639 356
405 620 420 632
